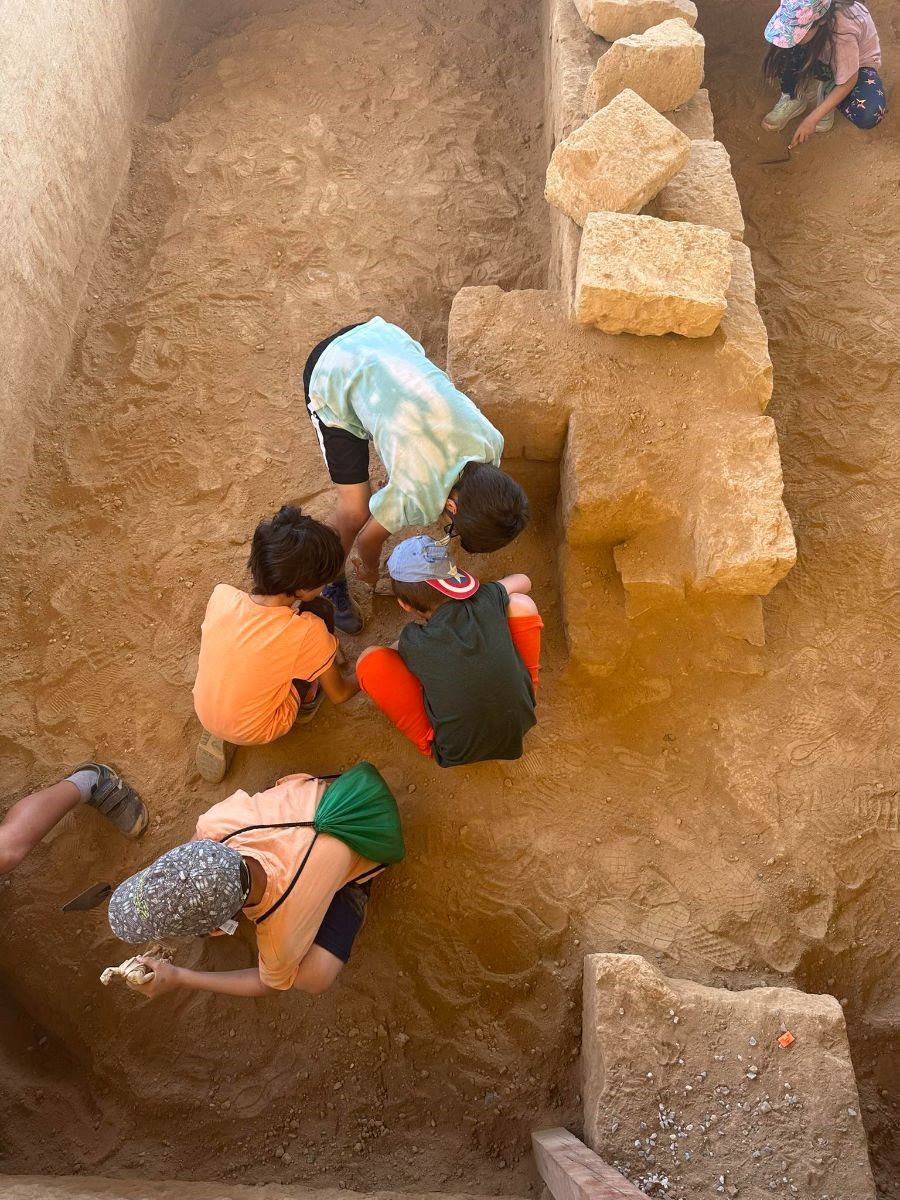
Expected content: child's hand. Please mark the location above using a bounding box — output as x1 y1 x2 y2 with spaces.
790 115 817 147
127 956 179 999
351 556 380 588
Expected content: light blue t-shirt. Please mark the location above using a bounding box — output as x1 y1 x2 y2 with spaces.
308 318 504 535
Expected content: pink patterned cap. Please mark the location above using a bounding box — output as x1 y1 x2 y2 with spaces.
765 0 832 47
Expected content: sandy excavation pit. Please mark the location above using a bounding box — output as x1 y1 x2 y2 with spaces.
0 0 898 1197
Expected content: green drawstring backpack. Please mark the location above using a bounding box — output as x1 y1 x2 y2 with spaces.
313 762 405 864
220 763 406 927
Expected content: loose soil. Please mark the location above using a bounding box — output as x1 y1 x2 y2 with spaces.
0 0 897 1197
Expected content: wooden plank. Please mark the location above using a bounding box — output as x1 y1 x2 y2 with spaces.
532 1128 647 1200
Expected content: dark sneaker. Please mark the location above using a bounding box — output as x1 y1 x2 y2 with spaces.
294 681 324 726
322 577 363 635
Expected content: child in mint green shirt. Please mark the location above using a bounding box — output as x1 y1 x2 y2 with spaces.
302 318 529 633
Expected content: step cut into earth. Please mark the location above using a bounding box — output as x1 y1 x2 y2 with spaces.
581 955 877 1199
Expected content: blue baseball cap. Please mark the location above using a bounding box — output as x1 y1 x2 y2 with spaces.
765 1 832 48
386 535 480 599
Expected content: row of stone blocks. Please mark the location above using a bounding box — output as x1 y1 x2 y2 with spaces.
546 12 744 339
446 0 796 679
532 956 876 1200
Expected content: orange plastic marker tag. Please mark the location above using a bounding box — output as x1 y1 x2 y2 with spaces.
778 1031 795 1049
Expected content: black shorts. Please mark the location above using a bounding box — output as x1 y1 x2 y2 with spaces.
303 324 370 486
311 878 376 963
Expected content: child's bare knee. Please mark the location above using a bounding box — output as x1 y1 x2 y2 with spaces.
507 593 539 618
295 958 343 995
333 488 371 524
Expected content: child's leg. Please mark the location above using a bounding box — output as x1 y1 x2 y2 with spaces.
329 482 373 561
837 67 887 129
779 46 808 98
302 328 372 577
356 647 434 757
507 593 544 692
0 779 84 875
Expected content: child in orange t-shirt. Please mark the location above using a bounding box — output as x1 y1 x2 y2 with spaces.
193 507 359 782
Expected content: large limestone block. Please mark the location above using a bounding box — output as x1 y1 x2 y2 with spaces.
545 89 690 225
574 0 697 39
583 955 877 1200
666 87 714 139
584 18 705 115
575 212 733 338
647 139 745 241
690 414 797 593
718 241 773 410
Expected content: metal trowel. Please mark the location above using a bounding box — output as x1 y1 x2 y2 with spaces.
760 140 793 166
61 881 113 912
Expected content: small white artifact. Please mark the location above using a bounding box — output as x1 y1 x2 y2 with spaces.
100 957 155 987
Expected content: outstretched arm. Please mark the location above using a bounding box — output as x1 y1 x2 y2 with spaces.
130 957 276 999
317 660 360 705
792 73 857 145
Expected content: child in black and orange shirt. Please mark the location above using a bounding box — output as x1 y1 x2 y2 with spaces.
355 536 543 767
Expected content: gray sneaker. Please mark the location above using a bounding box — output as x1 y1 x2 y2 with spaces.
195 731 235 783
815 82 836 131
762 92 809 131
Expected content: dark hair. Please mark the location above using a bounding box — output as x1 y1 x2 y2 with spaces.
248 506 343 595
451 463 529 554
763 1 857 91
391 579 450 615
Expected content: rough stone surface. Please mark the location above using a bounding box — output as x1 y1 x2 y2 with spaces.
584 18 705 115
666 87 715 138
719 241 773 410
545 0 595 297
582 955 877 1200
546 0 598 146
646 138 745 240
573 0 697 40
575 212 734 337
0 0 164 538
545 90 690 225
447 285 794 670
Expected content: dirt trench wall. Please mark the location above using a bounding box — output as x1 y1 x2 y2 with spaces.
0 0 165 534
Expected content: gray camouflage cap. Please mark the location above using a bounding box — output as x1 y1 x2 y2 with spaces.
108 839 245 943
